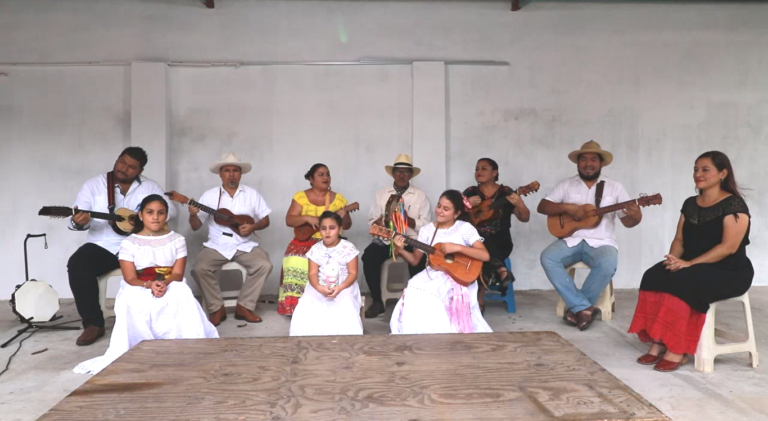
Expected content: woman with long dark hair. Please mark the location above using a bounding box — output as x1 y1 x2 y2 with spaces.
628 151 752 372
74 195 218 375
278 163 352 315
390 190 492 334
463 158 530 312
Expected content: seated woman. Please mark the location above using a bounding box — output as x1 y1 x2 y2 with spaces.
279 163 352 315
463 158 530 312
74 195 219 375
290 211 363 336
628 151 752 372
390 190 492 334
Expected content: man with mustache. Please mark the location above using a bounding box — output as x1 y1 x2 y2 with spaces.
189 153 273 327
362 154 431 318
68 147 176 346
537 141 642 331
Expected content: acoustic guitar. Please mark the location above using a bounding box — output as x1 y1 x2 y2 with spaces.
469 181 541 226
547 193 663 238
369 224 482 286
39 206 138 235
165 191 255 231
293 202 360 241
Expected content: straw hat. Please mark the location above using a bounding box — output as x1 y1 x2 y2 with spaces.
567 140 613 166
209 152 252 174
385 154 421 178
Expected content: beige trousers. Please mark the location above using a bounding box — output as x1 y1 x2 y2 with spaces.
191 247 273 314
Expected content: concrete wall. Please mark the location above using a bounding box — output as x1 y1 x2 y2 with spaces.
1 0 767 299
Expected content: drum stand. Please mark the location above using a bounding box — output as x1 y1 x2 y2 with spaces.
1 234 79 348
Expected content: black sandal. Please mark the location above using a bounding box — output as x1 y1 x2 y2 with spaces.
563 311 578 327
577 307 601 331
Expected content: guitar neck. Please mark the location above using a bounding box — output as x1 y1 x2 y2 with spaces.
400 235 436 255
188 199 235 222
79 209 123 222
593 199 638 216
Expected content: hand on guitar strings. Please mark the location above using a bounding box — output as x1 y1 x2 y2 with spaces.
72 206 91 226
663 254 691 272
304 216 320 230
238 223 258 237
624 201 642 220
506 192 524 207
439 243 461 255
467 196 482 207
336 208 347 219
566 204 588 222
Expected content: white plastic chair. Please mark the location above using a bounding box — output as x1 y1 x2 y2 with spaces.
555 261 615 321
695 292 759 373
97 268 123 319
380 258 410 305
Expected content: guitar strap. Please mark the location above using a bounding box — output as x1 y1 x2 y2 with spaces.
595 181 606 208
106 171 116 214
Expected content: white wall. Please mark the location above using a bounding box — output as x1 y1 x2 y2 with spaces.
1 0 767 298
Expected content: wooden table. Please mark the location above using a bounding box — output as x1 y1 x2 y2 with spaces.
41 332 668 420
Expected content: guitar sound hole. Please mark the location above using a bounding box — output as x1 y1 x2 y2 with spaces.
444 254 455 264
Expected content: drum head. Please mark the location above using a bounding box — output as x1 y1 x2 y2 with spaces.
12 280 60 322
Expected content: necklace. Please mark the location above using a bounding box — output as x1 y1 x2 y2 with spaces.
140 230 168 237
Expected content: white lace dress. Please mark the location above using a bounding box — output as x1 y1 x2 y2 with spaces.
390 221 493 335
73 232 219 375
289 240 363 336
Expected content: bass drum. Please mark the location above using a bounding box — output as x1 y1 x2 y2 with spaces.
9 280 60 323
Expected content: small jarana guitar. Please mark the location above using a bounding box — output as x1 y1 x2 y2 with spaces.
165 191 255 230
547 193 663 238
368 224 482 286
294 202 360 241
39 206 137 235
469 181 541 226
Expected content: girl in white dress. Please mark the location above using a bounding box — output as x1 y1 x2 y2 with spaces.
74 195 219 375
390 190 493 334
290 211 363 336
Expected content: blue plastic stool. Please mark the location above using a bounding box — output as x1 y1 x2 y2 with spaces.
483 258 516 313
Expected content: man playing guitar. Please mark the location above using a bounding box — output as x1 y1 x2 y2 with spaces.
68 147 176 346
188 153 273 327
537 141 642 331
362 154 432 318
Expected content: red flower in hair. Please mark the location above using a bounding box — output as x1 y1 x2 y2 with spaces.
462 195 473 211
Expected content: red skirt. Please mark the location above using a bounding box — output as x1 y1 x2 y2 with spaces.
628 291 706 355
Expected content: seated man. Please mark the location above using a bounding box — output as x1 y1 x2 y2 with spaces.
537 141 642 331
362 154 431 318
189 153 273 326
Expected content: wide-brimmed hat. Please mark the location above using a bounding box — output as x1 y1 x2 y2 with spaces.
385 154 421 178
209 152 252 174
568 140 613 166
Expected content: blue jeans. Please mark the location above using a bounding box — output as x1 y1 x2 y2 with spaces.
540 240 618 314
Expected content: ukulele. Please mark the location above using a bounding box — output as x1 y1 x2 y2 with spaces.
165 191 255 231
547 193 663 238
39 206 138 235
469 181 541 226
369 224 482 286
293 202 360 241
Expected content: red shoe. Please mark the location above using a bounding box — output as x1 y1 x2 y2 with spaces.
653 354 690 372
636 353 663 365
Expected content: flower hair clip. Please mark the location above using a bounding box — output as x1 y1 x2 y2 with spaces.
462 195 473 211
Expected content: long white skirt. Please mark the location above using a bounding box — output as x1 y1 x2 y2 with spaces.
390 270 492 334
289 282 363 336
73 279 219 375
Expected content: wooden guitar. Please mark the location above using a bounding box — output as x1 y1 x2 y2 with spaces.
293 202 360 241
369 224 482 286
469 181 541 226
165 191 255 231
547 193 663 238
39 206 138 235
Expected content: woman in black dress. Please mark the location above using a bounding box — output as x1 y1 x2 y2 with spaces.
628 151 752 372
464 158 530 311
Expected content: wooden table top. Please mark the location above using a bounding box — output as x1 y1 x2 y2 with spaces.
41 332 668 420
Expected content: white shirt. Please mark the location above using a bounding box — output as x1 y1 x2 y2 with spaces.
305 239 360 287
197 185 271 260
367 185 432 244
71 174 177 255
543 175 631 249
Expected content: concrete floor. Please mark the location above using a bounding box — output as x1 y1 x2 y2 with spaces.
0 288 766 421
